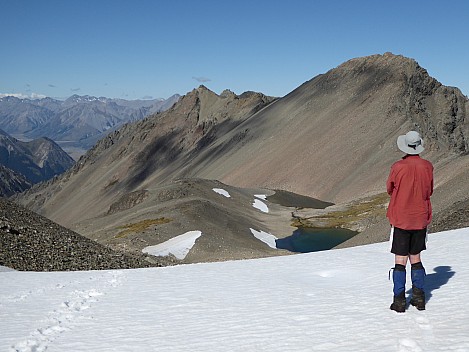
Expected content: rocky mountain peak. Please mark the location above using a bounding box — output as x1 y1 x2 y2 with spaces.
220 89 236 98
164 85 275 126
316 52 434 90
297 53 468 155
196 84 210 91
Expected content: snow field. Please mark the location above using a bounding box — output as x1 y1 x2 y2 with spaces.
2 228 469 351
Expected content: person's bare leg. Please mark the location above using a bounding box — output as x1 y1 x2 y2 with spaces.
409 253 421 265
395 255 409 266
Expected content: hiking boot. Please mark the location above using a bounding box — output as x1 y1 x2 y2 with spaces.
390 291 406 313
410 286 425 310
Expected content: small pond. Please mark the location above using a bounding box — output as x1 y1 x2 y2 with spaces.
276 227 358 253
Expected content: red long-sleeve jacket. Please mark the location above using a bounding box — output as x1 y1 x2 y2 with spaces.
386 155 434 230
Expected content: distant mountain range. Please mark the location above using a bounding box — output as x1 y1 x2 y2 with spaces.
0 128 74 196
0 94 180 158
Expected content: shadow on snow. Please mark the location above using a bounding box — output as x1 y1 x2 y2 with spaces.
405 265 455 304
424 265 456 302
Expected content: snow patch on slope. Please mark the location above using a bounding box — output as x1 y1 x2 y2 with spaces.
252 199 269 213
212 188 231 197
142 231 202 259
250 228 278 249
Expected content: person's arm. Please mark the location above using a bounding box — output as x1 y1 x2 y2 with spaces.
386 167 395 196
430 165 434 196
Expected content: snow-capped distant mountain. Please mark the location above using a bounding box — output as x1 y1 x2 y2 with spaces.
0 94 181 153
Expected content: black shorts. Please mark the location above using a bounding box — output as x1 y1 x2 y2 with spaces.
390 227 427 256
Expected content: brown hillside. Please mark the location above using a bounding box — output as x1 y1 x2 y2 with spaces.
15 53 469 262
18 87 275 224
195 53 468 203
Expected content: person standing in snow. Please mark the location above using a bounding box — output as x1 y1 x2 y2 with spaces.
386 131 433 313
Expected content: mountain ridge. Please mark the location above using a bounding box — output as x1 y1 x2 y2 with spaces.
14 53 469 263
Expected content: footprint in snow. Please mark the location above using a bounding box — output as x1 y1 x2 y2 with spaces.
109 271 124 288
2 282 68 308
10 289 103 352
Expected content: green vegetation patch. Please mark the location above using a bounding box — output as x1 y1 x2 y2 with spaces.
115 218 172 238
292 193 389 229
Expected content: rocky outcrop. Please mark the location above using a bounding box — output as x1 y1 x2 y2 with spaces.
398 58 468 154
301 53 468 154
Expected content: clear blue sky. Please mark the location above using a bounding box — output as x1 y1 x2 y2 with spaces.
1 0 468 100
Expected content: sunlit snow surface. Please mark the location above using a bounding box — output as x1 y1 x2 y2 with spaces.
252 199 269 213
250 228 278 249
1 228 468 351
142 231 202 260
212 188 231 198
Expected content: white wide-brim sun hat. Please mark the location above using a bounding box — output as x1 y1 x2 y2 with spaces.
397 131 425 155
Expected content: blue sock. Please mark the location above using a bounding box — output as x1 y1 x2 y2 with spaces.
411 262 426 290
393 264 406 296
